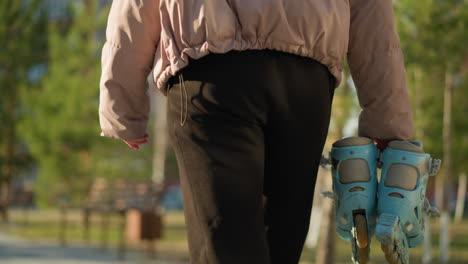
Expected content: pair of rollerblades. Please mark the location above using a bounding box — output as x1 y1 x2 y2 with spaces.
322 137 441 264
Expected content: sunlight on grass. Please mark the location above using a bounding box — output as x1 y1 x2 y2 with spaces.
3 209 468 263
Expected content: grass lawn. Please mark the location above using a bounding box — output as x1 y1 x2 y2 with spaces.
2 209 467 263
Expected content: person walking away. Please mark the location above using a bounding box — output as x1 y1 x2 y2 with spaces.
98 1 427 263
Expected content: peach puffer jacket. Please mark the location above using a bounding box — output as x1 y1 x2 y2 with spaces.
99 0 413 141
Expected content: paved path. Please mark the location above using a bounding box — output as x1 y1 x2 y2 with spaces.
0 234 186 264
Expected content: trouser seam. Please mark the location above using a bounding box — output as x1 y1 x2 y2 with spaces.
173 119 211 263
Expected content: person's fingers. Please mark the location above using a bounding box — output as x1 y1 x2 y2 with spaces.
124 141 140 150
126 134 150 144
374 139 391 151
123 134 150 150
129 138 149 144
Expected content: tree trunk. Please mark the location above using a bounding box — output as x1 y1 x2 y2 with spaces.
422 215 432 264
0 181 10 222
0 88 17 223
118 211 126 260
413 67 425 140
306 169 325 249
83 208 91 243
316 170 336 264
413 67 434 264
438 71 453 264
316 132 344 264
152 93 168 187
454 173 466 223
59 206 68 246
440 213 450 263
100 211 110 250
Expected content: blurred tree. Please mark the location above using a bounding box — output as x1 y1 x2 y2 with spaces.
19 0 156 207
0 0 48 222
19 0 107 207
395 0 468 176
317 66 359 264
394 0 468 262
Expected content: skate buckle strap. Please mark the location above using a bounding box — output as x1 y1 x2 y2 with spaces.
424 198 441 217
321 191 337 200
320 154 332 169
429 158 442 176
377 151 384 169
319 155 334 199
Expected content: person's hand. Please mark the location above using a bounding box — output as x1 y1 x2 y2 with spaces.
374 139 391 152
124 134 149 150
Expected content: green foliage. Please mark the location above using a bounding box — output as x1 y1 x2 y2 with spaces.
0 0 47 74
18 1 154 207
394 0 468 175
10 0 465 208
0 0 47 179
452 77 468 174
18 1 101 206
329 64 360 140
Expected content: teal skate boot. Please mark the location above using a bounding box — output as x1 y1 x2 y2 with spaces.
329 137 379 264
375 141 441 264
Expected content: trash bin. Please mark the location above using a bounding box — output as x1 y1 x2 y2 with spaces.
126 209 162 243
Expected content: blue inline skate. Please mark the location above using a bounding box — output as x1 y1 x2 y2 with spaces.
375 141 441 264
328 137 379 264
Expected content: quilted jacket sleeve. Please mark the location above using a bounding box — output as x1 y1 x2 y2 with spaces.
348 0 414 140
99 0 160 140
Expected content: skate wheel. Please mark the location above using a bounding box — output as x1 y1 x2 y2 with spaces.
381 243 393 254
381 243 402 264
354 214 369 248
357 246 369 264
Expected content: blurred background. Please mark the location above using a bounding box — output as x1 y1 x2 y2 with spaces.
0 0 466 263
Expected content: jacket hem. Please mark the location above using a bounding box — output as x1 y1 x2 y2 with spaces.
154 40 343 91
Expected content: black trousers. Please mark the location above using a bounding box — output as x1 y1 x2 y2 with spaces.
167 50 335 264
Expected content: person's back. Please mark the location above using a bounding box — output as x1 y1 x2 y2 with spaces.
153 0 348 88
100 0 412 142
99 1 425 263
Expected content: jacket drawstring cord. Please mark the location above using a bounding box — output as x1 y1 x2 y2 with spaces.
178 74 188 126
